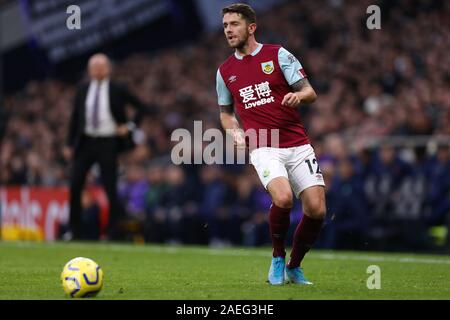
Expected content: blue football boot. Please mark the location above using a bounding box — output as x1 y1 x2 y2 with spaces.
267 256 285 285
285 267 313 285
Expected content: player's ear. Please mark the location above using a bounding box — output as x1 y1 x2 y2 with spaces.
248 23 257 35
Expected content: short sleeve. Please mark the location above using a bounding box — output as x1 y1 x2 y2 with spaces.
278 47 307 86
216 69 233 106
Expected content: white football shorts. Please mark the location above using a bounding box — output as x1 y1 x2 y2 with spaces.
249 144 326 198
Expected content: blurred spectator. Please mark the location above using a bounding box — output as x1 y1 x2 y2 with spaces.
119 165 149 220
424 146 450 227
364 146 412 222
241 186 272 247
144 165 200 243
144 165 170 243
118 165 150 241
321 158 369 250
197 165 229 246
0 105 9 145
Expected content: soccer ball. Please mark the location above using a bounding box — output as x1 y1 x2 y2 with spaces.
61 257 104 298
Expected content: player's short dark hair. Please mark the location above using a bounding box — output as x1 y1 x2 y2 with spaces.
222 3 257 25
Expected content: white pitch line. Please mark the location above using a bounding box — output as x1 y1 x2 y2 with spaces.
316 253 450 265
2 241 450 265
72 243 450 265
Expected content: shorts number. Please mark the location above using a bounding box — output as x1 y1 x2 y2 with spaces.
305 158 322 175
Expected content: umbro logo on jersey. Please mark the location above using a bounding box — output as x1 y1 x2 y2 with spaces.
228 75 237 83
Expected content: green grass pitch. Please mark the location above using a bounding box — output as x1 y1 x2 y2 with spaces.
0 241 450 300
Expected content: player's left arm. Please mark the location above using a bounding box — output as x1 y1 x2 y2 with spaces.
282 78 317 108
278 47 317 108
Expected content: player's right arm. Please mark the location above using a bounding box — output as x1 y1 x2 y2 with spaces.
216 69 245 148
219 105 246 148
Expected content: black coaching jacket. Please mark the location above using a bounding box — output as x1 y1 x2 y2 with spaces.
66 80 156 154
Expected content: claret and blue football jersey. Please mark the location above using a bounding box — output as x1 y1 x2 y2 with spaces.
216 43 310 148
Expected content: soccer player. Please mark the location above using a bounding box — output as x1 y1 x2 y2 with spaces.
216 3 326 285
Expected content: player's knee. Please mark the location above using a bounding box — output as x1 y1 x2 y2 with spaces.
304 199 326 219
273 193 294 209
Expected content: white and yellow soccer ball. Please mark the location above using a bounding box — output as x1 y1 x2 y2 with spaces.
61 257 104 298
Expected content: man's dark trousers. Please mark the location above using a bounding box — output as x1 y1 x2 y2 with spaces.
69 135 124 240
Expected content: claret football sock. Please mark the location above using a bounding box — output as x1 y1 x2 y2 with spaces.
287 214 323 269
269 204 291 258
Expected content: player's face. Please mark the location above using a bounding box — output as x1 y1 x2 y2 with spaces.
222 13 252 49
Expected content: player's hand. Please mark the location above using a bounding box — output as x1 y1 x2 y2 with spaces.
232 129 246 149
116 124 129 137
63 146 73 161
281 92 301 107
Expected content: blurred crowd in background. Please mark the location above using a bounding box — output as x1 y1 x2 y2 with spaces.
1 0 450 251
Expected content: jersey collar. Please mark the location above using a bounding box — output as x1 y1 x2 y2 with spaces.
234 43 263 60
